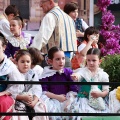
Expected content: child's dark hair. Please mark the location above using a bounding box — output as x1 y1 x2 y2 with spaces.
5 5 19 16
15 49 31 62
28 47 44 65
87 48 101 59
0 33 8 46
12 16 25 28
84 26 99 42
64 2 79 14
48 46 63 60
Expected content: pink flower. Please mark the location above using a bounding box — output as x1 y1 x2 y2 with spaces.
97 0 111 12
97 0 120 56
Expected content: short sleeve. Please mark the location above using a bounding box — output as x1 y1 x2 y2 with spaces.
81 19 89 30
73 68 83 82
64 68 78 93
101 72 109 91
41 77 49 92
33 65 43 79
78 43 86 52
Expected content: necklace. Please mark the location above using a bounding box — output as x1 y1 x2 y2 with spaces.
14 35 20 37
14 35 22 40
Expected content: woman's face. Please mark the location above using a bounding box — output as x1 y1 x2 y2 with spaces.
68 9 78 20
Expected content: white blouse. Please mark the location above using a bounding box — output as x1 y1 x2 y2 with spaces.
73 67 109 91
32 65 43 79
21 69 42 99
0 55 25 99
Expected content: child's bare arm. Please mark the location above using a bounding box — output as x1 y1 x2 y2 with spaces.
71 73 81 82
91 90 109 98
0 91 11 96
16 94 33 102
45 91 67 102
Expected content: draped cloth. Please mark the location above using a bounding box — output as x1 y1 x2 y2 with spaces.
0 95 14 120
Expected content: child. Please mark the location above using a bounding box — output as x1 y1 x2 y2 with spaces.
15 49 48 120
71 26 99 70
64 2 89 45
70 48 109 120
28 47 44 79
109 86 120 113
40 46 78 120
4 16 32 58
0 33 24 120
0 5 19 37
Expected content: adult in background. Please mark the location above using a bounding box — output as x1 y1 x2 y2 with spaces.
0 5 19 38
31 0 77 68
64 2 89 46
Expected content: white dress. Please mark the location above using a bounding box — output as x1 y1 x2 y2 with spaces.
109 89 120 113
40 66 77 120
69 67 109 120
0 55 25 120
14 69 49 120
0 55 25 98
32 65 43 79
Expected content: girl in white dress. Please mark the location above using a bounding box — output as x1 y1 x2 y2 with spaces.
28 47 44 79
14 49 48 120
0 33 24 120
70 48 109 120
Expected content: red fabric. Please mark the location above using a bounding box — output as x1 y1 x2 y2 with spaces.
71 41 87 70
0 95 14 120
77 40 81 47
71 40 98 70
71 51 85 70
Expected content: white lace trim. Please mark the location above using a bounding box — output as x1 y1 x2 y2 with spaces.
7 34 31 49
74 67 106 82
0 55 15 76
40 66 64 79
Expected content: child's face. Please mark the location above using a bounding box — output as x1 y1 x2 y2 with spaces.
0 40 6 57
10 20 22 35
49 51 65 70
17 55 31 73
88 34 99 44
86 54 100 71
69 9 78 21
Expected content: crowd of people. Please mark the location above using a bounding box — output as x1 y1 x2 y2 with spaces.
0 0 120 120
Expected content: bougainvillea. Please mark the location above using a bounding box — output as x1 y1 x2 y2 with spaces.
97 0 120 56
97 0 111 12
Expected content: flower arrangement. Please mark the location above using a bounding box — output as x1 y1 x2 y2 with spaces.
97 0 120 56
